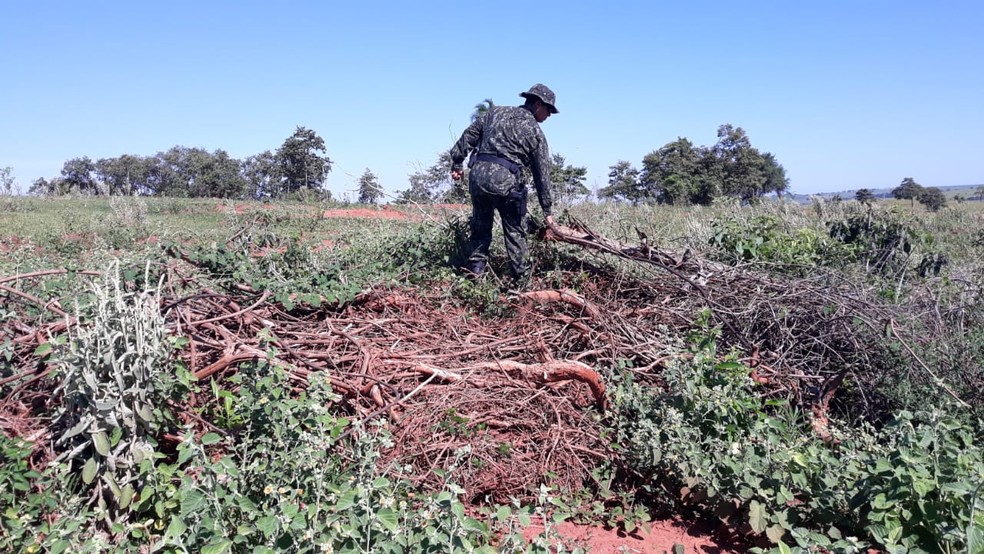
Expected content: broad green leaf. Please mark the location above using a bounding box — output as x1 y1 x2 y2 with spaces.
868 523 887 543
59 418 90 442
102 473 122 498
256 515 279 537
82 457 98 484
496 506 511 521
518 512 531 527
165 517 187 542
136 404 154 422
886 520 903 544
748 500 768 534
372 477 391 489
177 444 195 465
92 431 111 456
201 432 222 445
201 539 234 554
967 520 984 554
766 524 785 544
34 342 53 357
180 490 206 517
335 490 357 510
377 507 399 533
109 426 123 447
119 484 134 509
790 452 807 467
463 516 487 533
912 479 935 497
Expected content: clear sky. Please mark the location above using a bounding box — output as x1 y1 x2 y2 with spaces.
2 1 981 199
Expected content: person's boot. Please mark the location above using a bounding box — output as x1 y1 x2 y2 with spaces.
505 271 531 292
462 260 486 281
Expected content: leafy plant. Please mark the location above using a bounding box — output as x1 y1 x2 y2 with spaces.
51 263 183 525
607 328 984 553
708 214 852 272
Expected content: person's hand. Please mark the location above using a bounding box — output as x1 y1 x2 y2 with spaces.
545 215 556 228
451 169 464 182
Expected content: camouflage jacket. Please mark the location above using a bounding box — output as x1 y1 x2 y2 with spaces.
449 105 553 216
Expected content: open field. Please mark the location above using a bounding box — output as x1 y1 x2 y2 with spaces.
1 195 982 553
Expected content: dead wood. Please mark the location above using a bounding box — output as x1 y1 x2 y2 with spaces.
1 223 964 501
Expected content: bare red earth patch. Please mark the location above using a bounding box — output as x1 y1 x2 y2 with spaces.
523 519 746 553
321 208 412 220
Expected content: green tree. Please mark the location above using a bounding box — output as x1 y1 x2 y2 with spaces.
471 98 494 123
975 185 984 201
61 156 100 195
917 186 947 212
597 160 641 203
396 173 436 204
463 99 495 171
0 167 14 195
141 146 245 198
855 188 876 205
549 153 588 201
145 148 185 196
241 150 282 199
711 124 767 203
29 177 59 195
276 126 332 195
759 152 789 197
640 138 704 205
357 168 383 204
397 153 455 204
95 155 154 195
892 177 923 207
200 149 247 198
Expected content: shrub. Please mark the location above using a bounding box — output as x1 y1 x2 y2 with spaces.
708 214 853 272
51 263 182 525
607 330 984 552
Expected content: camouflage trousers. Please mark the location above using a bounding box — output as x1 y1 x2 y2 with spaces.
465 182 529 280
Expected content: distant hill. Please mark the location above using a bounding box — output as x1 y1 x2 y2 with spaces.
788 183 984 204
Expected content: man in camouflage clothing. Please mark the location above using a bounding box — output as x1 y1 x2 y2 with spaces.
449 84 558 284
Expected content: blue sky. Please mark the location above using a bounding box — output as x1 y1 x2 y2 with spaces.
2 1 981 199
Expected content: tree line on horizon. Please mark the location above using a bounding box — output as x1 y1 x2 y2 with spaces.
849 178 984 212
28 127 337 201
20 124 790 209
46 99 979 208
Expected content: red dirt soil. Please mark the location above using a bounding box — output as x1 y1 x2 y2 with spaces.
321 208 411 220
523 519 746 553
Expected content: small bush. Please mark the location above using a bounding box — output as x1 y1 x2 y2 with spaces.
51 263 183 525
608 330 984 552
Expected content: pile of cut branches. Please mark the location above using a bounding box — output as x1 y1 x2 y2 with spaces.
2 220 963 502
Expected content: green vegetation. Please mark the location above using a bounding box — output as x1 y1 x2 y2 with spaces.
597 124 789 205
1 195 982 553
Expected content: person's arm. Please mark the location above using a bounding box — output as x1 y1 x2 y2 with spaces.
530 132 554 219
449 118 483 181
